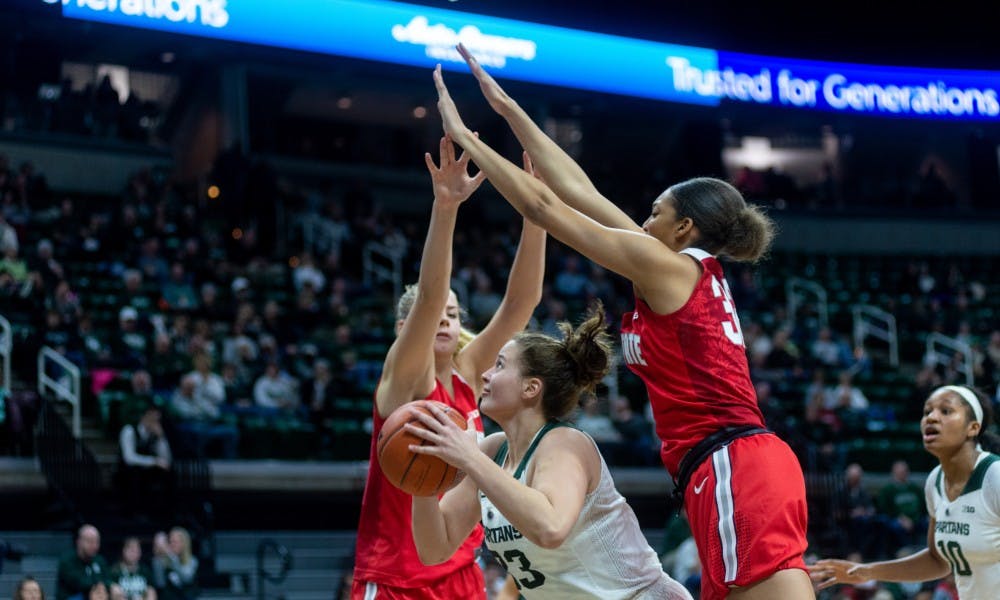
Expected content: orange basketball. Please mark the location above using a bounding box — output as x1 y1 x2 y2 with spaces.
377 400 468 496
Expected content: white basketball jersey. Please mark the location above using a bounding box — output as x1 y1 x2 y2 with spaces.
480 422 686 599
926 452 1000 600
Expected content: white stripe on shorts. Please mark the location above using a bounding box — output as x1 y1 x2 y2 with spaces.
713 445 738 582
365 581 378 599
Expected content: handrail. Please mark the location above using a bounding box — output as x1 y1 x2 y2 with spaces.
362 240 404 301
0 314 11 394
925 333 974 386
852 304 899 368
786 277 828 330
256 539 293 600
37 347 82 438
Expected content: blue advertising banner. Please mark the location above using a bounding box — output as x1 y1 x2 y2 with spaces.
54 0 1000 120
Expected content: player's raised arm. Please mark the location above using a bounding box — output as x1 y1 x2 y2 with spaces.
457 43 641 234
376 136 485 417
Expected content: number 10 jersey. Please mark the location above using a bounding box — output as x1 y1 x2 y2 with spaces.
926 452 1000 600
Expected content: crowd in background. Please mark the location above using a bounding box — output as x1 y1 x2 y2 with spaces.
1 145 999 598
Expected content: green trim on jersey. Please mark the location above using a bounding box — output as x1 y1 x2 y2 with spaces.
935 453 1000 498
965 453 1000 495
491 421 568 478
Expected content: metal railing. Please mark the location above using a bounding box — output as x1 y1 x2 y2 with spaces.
925 333 974 386
362 240 404 301
37 347 82 437
256 539 293 600
0 314 10 395
853 304 899 368
786 277 828 330
35 399 102 524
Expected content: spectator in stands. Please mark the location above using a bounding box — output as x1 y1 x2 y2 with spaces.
303 358 334 430
170 374 238 459
762 326 804 378
86 582 109 600
78 314 113 369
112 307 148 370
573 395 624 464
220 362 252 407
876 460 925 554
253 361 300 416
117 403 173 520
56 524 111 600
148 335 187 393
109 537 157 600
552 254 589 302
192 283 231 323
828 371 870 432
186 353 225 409
161 263 197 311
261 300 298 355
0 243 28 283
229 277 251 304
13 576 44 600
609 395 658 466
811 327 850 369
802 387 844 472
152 528 198 600
31 238 64 288
137 239 168 285
841 463 880 559
0 211 18 254
292 252 325 293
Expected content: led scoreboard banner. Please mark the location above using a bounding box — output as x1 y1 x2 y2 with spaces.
50 0 1000 121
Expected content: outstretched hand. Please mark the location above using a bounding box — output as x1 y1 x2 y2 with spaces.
808 559 870 590
406 403 480 471
424 134 486 208
433 65 473 144
457 43 514 114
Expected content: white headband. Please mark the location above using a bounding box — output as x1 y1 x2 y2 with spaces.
935 385 983 425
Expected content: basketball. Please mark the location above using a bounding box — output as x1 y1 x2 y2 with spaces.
377 400 468 496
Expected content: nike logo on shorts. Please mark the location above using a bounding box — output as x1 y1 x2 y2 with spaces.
693 476 709 494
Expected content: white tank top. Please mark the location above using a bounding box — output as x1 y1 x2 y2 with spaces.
926 452 1000 600
480 422 688 599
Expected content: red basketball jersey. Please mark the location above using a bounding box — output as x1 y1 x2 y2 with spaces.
354 371 485 589
619 248 764 476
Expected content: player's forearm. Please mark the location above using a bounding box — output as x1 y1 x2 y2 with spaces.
450 130 560 230
857 548 950 583
411 496 463 565
465 452 569 549
417 202 460 299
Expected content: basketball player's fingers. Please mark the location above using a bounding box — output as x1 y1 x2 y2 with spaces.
424 152 438 173
456 43 479 72
469 169 487 189
433 65 451 100
408 409 446 431
426 403 462 428
440 134 455 165
402 424 442 446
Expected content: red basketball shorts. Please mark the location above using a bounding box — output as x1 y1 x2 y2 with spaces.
682 432 808 599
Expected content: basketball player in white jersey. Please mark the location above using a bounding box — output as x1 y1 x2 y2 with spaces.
408 305 692 599
812 385 1000 599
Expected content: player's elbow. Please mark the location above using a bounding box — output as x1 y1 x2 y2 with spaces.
531 525 568 550
519 183 556 225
